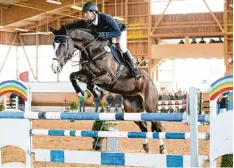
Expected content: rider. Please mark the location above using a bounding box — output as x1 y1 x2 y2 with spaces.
82 2 142 80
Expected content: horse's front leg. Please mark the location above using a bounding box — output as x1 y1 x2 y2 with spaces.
87 83 104 99
85 73 111 98
69 71 89 96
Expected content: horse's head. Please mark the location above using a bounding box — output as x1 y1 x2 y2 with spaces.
49 25 75 73
49 19 111 74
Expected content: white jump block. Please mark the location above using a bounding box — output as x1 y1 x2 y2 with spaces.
210 110 233 162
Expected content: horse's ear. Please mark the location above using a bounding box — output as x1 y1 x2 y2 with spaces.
60 25 68 35
49 26 57 34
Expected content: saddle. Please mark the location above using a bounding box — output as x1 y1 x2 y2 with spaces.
89 42 126 90
95 40 131 90
111 44 125 65
109 43 126 87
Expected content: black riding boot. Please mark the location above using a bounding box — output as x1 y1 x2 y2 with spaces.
123 50 142 80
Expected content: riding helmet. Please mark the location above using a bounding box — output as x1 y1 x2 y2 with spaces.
83 2 98 12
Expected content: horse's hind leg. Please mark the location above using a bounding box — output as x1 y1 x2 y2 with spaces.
143 83 167 154
151 121 166 154
122 95 150 153
134 121 150 153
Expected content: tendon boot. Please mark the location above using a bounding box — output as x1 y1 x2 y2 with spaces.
87 83 104 99
123 50 142 80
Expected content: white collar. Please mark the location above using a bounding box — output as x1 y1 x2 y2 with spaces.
92 13 98 26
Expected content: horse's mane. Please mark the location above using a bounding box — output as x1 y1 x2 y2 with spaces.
64 19 93 34
64 19 89 30
64 19 96 36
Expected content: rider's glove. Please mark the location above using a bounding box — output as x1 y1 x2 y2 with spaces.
97 32 106 40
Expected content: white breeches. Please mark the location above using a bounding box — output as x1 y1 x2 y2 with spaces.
117 30 127 53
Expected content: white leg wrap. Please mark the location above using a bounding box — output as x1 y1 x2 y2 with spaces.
159 139 164 145
143 139 148 144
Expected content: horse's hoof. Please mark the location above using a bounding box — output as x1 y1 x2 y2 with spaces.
160 144 167 154
84 90 91 98
161 149 167 154
92 141 103 151
143 143 150 153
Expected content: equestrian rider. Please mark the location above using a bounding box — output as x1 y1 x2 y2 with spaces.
82 2 142 80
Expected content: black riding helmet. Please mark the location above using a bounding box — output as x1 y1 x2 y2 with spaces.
83 2 98 12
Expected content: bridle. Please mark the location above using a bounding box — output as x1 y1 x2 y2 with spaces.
52 35 71 63
52 32 107 67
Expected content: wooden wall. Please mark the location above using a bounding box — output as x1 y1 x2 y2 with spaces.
224 0 233 75
1 12 226 52
1 3 226 60
0 0 232 75
0 31 18 45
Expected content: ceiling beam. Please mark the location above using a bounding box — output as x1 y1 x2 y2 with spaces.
203 0 224 32
1 0 110 28
1 0 110 31
20 20 37 25
151 0 172 34
2 0 79 26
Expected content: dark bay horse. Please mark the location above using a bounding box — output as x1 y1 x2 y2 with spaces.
49 20 166 154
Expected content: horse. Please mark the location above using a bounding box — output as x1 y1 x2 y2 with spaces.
49 19 166 154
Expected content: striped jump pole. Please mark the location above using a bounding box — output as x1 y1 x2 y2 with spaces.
32 129 210 140
0 111 209 123
33 149 209 167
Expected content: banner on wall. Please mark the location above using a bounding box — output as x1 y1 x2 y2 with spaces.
19 71 29 82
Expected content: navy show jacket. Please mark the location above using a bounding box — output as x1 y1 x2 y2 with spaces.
88 13 127 40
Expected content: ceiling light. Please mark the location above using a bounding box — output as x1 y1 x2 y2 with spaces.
71 5 82 11
46 0 62 5
15 28 29 32
113 16 125 21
